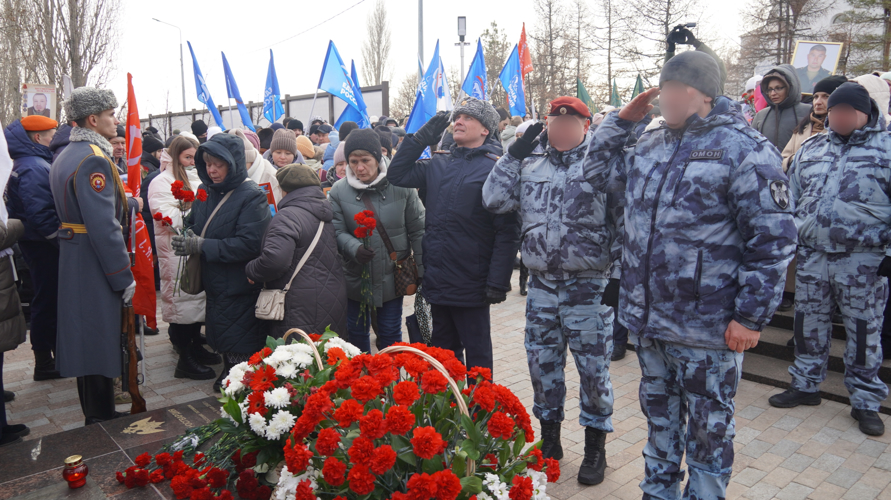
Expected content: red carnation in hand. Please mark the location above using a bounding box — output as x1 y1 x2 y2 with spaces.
162 216 173 226
196 189 207 202
152 212 163 221
410 426 446 460
385 404 415 435
181 190 195 203
354 227 369 239
362 210 374 218
321 456 347 486
315 427 341 456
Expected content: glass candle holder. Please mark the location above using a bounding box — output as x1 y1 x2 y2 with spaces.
62 455 89 489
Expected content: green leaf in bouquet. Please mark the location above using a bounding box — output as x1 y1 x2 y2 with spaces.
216 418 237 434
224 397 243 424
499 442 511 469
513 430 526 457
397 450 417 467
320 326 338 341
511 460 527 474
460 415 482 445
390 434 412 455
459 439 480 461
452 452 466 477
256 448 271 468
459 476 482 494
421 457 444 474
265 336 279 350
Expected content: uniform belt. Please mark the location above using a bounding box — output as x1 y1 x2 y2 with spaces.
60 223 87 233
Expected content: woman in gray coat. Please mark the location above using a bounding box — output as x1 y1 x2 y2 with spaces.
328 129 425 353
245 164 348 339
0 218 29 446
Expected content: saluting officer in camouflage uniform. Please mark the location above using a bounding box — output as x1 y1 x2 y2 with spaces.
483 97 623 486
770 82 890 436
585 52 797 499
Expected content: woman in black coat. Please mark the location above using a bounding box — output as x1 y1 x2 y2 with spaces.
245 164 348 339
173 134 271 391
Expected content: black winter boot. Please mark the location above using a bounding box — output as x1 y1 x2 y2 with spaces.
175 352 216 380
33 350 62 381
539 420 563 460
578 427 607 485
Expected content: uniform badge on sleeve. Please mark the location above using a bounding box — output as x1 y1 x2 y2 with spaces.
90 173 106 193
770 180 790 209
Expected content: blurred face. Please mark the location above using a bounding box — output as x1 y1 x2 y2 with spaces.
660 81 713 129
293 129 303 136
109 136 125 158
546 115 589 152
335 161 347 178
205 156 229 184
272 150 295 168
452 113 489 148
313 132 329 144
765 78 788 104
828 104 869 136
349 151 379 183
812 91 831 115
88 109 120 139
33 94 47 111
179 147 196 168
381 146 389 158
499 118 509 131
807 49 827 70
31 128 56 147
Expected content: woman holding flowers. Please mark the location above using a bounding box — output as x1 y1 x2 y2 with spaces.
172 134 271 391
149 136 219 381
328 128 425 353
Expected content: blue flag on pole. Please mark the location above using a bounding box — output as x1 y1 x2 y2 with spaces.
350 60 370 128
186 42 224 128
221 52 256 132
462 39 488 100
263 49 284 124
500 45 526 117
420 41 443 118
318 41 365 116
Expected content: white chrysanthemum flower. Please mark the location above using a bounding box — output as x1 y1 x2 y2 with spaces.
265 348 293 368
322 337 362 358
276 362 298 379
265 410 296 441
264 387 291 408
527 470 549 500
291 352 314 370
482 473 511 500
248 412 267 436
222 362 250 396
275 465 318 500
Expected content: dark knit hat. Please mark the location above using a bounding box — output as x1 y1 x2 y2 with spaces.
338 121 358 141
275 163 321 191
116 125 126 138
287 119 304 132
257 128 274 150
64 87 118 121
453 96 501 134
828 82 872 116
659 51 721 99
269 123 284 131
344 128 382 164
143 135 164 154
191 119 208 136
378 130 393 153
270 129 297 155
813 75 848 96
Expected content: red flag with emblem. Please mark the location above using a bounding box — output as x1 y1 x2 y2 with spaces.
518 23 534 82
126 74 157 329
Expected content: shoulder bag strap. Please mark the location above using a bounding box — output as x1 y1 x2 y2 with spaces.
361 192 397 261
282 221 325 292
198 179 248 237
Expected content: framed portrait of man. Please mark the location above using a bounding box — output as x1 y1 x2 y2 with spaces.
20 83 57 118
791 41 843 94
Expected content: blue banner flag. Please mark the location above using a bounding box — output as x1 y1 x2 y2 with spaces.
318 41 365 115
349 60 370 128
221 52 256 132
186 42 224 128
462 39 488 100
499 44 526 117
263 49 284 124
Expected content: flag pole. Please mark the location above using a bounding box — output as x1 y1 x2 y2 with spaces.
308 89 320 126
228 99 235 129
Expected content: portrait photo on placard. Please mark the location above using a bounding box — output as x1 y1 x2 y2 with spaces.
791 41 843 94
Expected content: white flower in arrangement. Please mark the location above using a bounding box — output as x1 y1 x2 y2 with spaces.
222 362 250 396
526 470 550 500
248 412 268 436
275 465 318 500
275 362 298 379
265 347 296 368
321 337 362 358
264 387 291 409
265 410 296 441
275 343 316 370
481 473 511 500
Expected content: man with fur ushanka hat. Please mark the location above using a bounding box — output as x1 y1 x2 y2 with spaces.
388 96 521 379
50 87 137 426
585 51 796 498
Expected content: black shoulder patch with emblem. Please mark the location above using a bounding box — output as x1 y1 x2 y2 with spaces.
689 149 724 161
484 153 501 162
770 180 790 209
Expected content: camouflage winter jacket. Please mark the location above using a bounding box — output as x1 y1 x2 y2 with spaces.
482 130 623 281
584 97 797 349
788 100 891 256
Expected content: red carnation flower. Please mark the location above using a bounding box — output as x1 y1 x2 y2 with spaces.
362 210 374 218
359 409 387 440
350 375 382 403
471 382 496 412
196 189 208 202
393 381 420 406
406 472 438 500
369 444 397 475
354 227 368 239
134 452 151 467
315 427 341 456
162 216 173 226
181 190 195 203
467 366 492 382
421 370 448 394
205 467 229 488
321 457 347 486
295 479 316 500
410 426 446 460
153 212 163 221
149 469 164 483
348 436 375 466
347 464 375 496
284 440 314 473
385 404 415 435
433 470 463 500
544 458 561 482
509 475 534 500
487 411 515 440
333 399 364 427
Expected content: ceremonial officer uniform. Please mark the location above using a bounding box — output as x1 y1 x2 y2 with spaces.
771 82 890 436
483 97 622 485
585 52 796 498
50 87 134 425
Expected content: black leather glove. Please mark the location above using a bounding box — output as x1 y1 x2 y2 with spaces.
601 278 620 308
675 27 699 47
878 256 891 277
413 111 451 147
508 122 544 160
485 286 507 305
355 246 375 264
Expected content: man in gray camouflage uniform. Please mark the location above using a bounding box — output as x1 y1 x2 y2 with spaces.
769 82 889 436
482 96 623 486
584 52 797 498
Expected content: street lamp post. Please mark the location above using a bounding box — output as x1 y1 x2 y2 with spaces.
455 17 470 86
152 18 186 112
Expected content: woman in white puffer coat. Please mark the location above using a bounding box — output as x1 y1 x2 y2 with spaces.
148 135 219 380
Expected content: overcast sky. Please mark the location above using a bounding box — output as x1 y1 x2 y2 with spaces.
110 0 743 117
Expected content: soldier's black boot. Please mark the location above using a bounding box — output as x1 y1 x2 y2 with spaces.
78 375 126 425
578 427 607 485
33 350 62 381
175 352 216 380
852 408 885 436
768 388 821 408
539 420 563 460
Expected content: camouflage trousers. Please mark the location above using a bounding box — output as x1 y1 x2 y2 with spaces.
790 247 889 411
635 337 742 500
525 275 614 432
